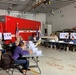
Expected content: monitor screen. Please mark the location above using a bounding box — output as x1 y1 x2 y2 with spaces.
59 33 69 39
70 33 76 39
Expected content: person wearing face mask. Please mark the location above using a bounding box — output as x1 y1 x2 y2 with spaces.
13 41 32 75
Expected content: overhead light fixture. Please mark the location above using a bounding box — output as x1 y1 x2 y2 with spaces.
50 10 55 15
32 0 51 9
58 11 61 14
43 0 51 5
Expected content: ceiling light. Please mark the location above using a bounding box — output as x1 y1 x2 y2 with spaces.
50 10 55 15
43 0 51 4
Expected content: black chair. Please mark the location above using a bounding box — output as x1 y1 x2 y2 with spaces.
0 51 22 75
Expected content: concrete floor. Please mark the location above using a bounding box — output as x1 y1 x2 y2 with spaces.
0 46 76 75
39 46 76 75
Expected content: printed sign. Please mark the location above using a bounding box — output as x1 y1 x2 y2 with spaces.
0 33 2 39
3 33 12 40
60 33 69 39
70 33 76 39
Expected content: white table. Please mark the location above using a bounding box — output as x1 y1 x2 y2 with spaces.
22 54 43 74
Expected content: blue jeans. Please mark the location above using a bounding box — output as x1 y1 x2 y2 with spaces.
15 59 29 70
2 50 6 54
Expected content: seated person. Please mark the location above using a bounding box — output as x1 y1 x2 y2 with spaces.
33 34 39 43
53 34 59 42
64 35 69 43
69 36 76 51
50 33 59 48
33 34 37 42
15 36 24 44
11 41 20 54
28 36 34 41
62 36 69 50
13 41 32 74
70 36 76 44
12 36 24 50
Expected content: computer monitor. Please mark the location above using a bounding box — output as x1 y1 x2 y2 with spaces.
70 33 76 39
59 32 69 39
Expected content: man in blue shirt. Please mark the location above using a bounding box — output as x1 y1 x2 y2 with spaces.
64 35 69 43
70 36 76 44
69 36 76 51
62 35 69 51
13 41 32 74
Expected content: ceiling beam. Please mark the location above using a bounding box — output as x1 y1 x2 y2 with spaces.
21 0 35 12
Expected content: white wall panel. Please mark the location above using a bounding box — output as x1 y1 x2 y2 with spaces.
20 13 35 20
48 24 52 36
46 2 76 32
0 9 7 15
35 13 46 33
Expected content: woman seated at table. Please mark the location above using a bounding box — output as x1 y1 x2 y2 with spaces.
13 41 32 75
50 33 59 48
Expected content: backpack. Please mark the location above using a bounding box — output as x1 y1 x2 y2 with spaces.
1 52 14 70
